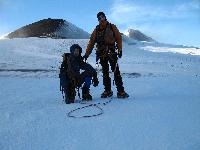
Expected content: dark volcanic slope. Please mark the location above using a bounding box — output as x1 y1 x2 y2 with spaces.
7 18 65 38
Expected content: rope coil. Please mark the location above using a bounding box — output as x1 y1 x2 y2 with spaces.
67 98 112 118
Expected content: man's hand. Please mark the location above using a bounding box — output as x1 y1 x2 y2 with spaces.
118 50 122 58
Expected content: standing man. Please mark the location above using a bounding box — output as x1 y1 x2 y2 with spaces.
83 12 129 98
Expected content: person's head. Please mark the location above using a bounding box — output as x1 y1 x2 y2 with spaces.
74 48 80 57
70 44 82 57
97 12 107 23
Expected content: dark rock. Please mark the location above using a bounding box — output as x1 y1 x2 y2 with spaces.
127 29 154 42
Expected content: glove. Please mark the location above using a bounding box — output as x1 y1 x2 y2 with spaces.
118 50 122 58
92 76 99 87
83 54 88 61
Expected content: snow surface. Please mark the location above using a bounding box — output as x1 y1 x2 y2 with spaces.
0 38 200 150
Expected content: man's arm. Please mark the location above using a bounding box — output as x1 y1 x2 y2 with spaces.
112 24 122 49
112 24 123 58
85 28 97 57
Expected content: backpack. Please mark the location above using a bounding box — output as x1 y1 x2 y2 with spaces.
96 22 116 46
59 53 77 103
95 23 117 57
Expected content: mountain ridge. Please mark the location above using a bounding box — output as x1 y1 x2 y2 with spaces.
7 18 90 39
127 29 154 42
6 18 154 42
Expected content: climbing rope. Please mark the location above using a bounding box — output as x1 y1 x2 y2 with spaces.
67 98 113 118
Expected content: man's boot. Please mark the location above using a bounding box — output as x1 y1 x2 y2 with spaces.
82 86 92 101
101 90 113 98
117 91 129 98
64 88 75 104
101 75 112 98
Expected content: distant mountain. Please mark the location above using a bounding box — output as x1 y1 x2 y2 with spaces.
121 33 138 45
6 18 155 42
127 29 154 42
7 18 90 39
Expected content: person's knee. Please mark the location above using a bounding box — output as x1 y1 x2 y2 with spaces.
84 76 92 87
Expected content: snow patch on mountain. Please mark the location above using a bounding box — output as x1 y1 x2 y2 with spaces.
127 29 154 42
54 21 90 39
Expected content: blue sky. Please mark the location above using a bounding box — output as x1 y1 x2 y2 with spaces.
0 0 199 47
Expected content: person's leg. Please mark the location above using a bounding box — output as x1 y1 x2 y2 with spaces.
114 64 125 92
100 57 113 98
81 63 99 87
80 72 92 100
109 54 129 98
109 54 124 93
64 82 76 104
82 76 92 100
100 57 111 91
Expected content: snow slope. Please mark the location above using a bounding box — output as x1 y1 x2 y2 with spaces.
0 38 200 150
54 21 90 39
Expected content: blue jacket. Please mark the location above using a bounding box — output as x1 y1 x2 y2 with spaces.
69 44 96 78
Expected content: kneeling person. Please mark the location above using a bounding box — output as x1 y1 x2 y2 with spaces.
59 44 99 104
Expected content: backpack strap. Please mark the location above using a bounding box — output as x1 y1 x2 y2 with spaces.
95 24 103 43
96 22 116 43
109 23 116 39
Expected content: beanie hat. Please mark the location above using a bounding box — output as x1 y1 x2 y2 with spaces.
70 44 82 54
97 12 106 20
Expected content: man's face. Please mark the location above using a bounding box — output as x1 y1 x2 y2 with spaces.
98 15 106 23
74 48 80 57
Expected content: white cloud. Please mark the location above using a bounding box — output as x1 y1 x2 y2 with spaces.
108 0 199 26
107 0 200 46
176 0 200 11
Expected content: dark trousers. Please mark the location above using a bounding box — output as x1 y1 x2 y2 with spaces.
100 54 124 92
79 63 97 87
79 71 92 87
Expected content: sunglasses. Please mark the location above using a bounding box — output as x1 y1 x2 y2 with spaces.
98 15 105 21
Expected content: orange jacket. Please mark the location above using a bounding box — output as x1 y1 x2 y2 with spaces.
85 21 122 56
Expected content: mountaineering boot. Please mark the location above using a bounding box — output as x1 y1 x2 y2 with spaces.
82 93 92 101
117 91 129 98
64 90 75 104
101 90 113 98
63 85 76 104
82 86 92 101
